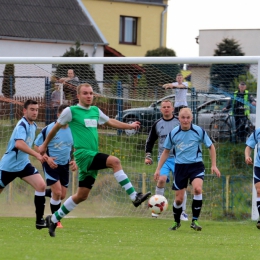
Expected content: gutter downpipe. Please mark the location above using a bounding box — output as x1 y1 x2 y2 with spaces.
160 5 168 47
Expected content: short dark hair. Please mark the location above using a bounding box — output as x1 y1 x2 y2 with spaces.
58 104 69 113
239 81 246 86
24 99 38 109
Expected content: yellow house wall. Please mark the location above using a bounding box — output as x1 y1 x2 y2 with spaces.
82 0 168 57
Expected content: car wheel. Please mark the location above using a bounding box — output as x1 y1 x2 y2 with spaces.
124 118 139 136
209 119 231 143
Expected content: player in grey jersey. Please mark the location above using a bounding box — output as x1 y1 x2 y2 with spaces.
145 100 188 220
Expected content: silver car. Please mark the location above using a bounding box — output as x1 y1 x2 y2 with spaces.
196 97 256 134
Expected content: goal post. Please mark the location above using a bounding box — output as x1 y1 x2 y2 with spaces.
0 56 259 220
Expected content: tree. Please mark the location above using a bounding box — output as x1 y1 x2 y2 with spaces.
2 64 15 98
144 47 180 96
55 41 99 93
210 38 248 91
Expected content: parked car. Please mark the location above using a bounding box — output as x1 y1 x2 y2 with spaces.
196 97 256 134
115 93 226 135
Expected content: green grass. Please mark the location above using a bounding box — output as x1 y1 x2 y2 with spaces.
0 217 259 260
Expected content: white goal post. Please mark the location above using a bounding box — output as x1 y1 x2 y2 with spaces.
0 56 259 220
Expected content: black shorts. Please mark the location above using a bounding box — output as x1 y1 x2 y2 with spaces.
43 162 69 187
0 163 39 188
78 153 109 189
172 162 205 190
89 153 109 171
254 166 260 184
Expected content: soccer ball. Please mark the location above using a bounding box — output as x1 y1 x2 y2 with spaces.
148 195 168 215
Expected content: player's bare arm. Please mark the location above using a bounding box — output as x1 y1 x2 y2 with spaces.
34 145 58 169
69 160 78 171
15 140 45 163
208 144 221 177
105 118 141 130
154 149 170 181
245 146 253 165
162 83 173 89
38 122 63 155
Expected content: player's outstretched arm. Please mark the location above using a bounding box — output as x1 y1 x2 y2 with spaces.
245 146 253 165
38 122 63 155
105 118 141 130
208 144 221 177
15 140 45 163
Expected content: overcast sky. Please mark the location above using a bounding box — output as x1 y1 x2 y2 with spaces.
166 0 260 57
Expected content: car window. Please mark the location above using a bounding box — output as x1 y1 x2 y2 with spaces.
198 100 229 114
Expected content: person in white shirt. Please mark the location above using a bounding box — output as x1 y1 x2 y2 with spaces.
163 73 189 116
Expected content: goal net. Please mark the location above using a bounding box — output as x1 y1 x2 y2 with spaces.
0 56 259 220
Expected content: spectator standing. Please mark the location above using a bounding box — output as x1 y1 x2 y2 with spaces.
58 69 79 84
163 73 189 116
223 81 256 142
58 69 79 105
51 83 65 121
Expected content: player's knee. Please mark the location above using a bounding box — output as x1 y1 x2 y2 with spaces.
175 198 183 206
52 190 62 198
157 178 166 187
36 182 46 192
194 186 202 195
256 186 260 196
108 156 121 168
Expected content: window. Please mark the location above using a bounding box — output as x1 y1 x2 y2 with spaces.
119 16 137 44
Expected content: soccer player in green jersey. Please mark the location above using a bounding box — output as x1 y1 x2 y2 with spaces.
39 83 151 237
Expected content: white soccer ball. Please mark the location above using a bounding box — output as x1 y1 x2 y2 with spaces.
148 195 168 215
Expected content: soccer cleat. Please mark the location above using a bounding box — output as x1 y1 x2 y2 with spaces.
151 213 159 218
46 215 57 237
132 191 151 207
180 211 189 221
169 221 181 231
57 221 63 228
256 221 260 229
36 218 48 230
190 220 202 231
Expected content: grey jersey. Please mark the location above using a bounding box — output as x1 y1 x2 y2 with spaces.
145 116 180 158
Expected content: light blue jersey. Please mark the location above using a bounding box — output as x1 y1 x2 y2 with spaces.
0 117 37 172
34 122 73 165
164 124 212 164
246 128 260 167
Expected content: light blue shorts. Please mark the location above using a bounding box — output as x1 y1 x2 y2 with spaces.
158 157 175 183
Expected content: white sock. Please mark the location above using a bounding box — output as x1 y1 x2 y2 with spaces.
182 191 187 211
155 186 164 196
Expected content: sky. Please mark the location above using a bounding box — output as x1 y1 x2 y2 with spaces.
166 0 260 57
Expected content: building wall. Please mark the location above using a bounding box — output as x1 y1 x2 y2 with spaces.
189 66 210 91
199 29 260 56
83 0 168 57
0 40 104 96
0 40 103 58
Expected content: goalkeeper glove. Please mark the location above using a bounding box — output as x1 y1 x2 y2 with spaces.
145 153 153 165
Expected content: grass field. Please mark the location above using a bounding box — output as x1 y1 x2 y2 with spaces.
0 217 259 260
